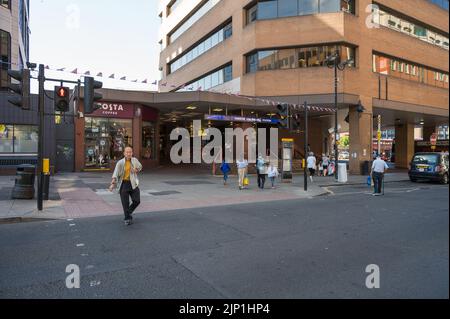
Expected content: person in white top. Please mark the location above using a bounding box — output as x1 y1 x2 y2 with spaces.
236 157 248 190
267 163 279 189
322 154 330 176
307 152 317 182
371 155 389 196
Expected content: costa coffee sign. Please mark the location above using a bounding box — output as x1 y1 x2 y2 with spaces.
90 102 135 118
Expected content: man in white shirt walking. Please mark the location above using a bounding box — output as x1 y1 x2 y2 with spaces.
371 155 389 196
307 152 317 182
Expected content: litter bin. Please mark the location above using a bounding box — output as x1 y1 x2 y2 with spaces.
338 163 348 183
361 160 371 176
12 164 36 199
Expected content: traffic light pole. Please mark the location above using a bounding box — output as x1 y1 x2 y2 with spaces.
334 61 339 181
37 64 45 211
304 101 308 192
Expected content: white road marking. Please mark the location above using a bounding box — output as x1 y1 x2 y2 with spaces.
76 243 85 247
67 219 74 221
90 280 101 287
69 224 76 227
86 265 95 270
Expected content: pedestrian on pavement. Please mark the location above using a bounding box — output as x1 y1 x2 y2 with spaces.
307 152 316 182
236 157 248 190
322 154 330 176
371 155 389 196
220 160 231 185
256 154 267 189
318 160 324 176
267 163 279 189
109 146 142 225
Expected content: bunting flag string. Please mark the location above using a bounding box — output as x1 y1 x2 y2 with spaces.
0 60 336 112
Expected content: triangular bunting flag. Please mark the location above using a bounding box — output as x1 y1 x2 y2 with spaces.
109 74 115 79
97 72 103 77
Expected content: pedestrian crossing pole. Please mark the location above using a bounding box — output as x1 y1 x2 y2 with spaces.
304 101 308 192
37 64 45 211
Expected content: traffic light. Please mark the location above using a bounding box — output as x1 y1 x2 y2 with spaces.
84 76 103 114
54 86 70 112
276 104 290 129
7 68 30 110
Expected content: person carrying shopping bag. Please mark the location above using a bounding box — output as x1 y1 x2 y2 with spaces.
236 157 248 190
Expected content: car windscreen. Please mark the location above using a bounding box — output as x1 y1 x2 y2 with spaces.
412 154 439 165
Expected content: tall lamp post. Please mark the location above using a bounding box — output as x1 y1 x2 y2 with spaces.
326 51 354 181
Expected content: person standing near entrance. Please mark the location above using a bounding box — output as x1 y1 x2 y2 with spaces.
236 157 248 190
322 154 330 176
220 160 231 185
371 155 389 196
109 146 142 225
256 154 267 189
307 152 317 182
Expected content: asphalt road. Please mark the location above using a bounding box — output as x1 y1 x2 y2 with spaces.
0 181 448 299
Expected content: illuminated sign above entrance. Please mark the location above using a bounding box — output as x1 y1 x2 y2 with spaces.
91 102 135 119
204 114 279 124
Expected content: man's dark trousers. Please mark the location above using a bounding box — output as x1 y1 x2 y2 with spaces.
120 181 140 220
373 172 384 194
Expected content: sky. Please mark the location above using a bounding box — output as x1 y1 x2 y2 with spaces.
29 0 161 92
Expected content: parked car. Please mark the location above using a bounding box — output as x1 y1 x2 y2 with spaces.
408 152 449 184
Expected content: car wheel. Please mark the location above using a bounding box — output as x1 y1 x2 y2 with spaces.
441 173 449 185
410 177 417 183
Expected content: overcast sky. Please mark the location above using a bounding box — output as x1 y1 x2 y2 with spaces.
30 0 160 92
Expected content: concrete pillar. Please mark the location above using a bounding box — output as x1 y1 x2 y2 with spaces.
395 123 415 169
349 98 373 175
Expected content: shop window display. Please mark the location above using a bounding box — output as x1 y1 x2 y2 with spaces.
84 117 133 168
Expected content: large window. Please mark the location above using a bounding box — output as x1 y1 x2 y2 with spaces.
84 118 133 168
169 21 232 73
375 7 449 50
176 64 233 92
248 0 354 23
0 29 11 90
169 0 221 44
246 44 356 73
372 53 449 89
0 124 38 154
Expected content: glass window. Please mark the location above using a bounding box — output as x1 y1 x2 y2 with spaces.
247 53 258 73
142 122 156 160
204 36 212 51
13 125 38 153
218 29 224 42
211 71 219 87
224 65 233 82
224 23 232 39
278 0 298 17
247 4 258 24
1 0 11 9
319 0 340 13
85 118 133 168
0 125 38 154
198 41 205 55
299 0 319 15
204 74 212 89
258 50 277 71
0 30 11 90
0 124 13 153
211 32 219 47
257 0 278 20
277 49 296 69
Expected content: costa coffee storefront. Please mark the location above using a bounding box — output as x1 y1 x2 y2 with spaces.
75 101 159 172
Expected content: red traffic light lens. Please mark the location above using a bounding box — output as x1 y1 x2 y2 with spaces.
57 87 68 97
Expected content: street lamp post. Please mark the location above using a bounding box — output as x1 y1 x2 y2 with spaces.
326 51 354 181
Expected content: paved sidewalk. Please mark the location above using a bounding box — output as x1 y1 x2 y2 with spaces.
0 168 330 221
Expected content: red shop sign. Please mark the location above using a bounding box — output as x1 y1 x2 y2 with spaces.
90 102 135 119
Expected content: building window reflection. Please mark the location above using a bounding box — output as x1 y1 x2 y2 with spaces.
246 44 356 73
247 0 354 24
373 53 449 89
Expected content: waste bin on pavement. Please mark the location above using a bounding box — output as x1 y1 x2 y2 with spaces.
11 164 36 199
338 163 348 183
